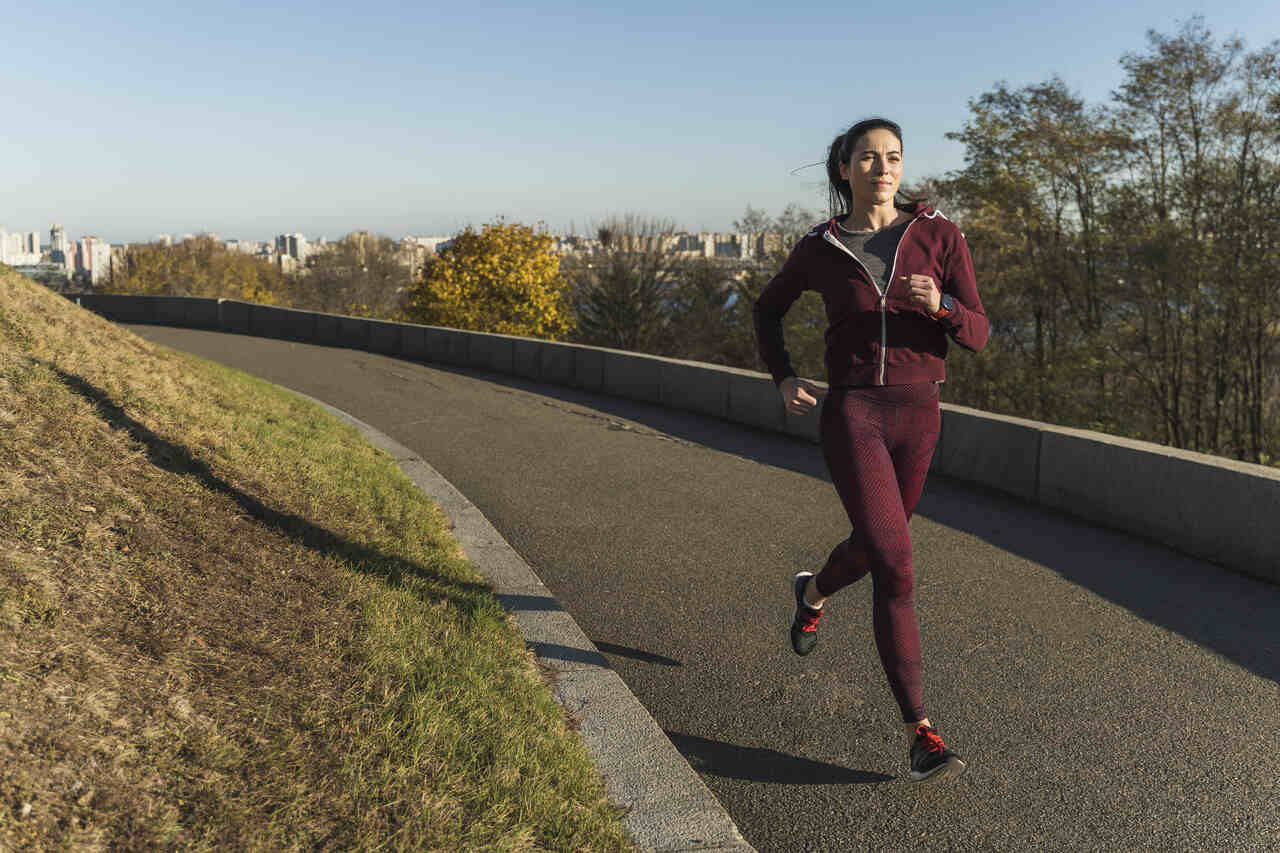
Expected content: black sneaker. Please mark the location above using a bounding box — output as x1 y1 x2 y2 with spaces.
909 724 966 782
790 571 822 655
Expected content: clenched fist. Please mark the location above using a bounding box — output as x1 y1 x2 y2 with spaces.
896 274 942 315
779 376 828 415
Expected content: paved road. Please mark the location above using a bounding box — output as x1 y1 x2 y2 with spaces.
131 326 1279 853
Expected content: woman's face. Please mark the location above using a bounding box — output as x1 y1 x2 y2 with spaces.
839 127 903 208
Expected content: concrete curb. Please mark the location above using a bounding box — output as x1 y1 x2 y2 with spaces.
293 392 757 853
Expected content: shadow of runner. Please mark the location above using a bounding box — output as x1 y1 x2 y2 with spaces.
666 731 893 785
51 364 492 614
593 641 682 667
527 642 608 668
490 595 683 668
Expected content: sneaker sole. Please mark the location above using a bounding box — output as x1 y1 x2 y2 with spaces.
910 756 966 783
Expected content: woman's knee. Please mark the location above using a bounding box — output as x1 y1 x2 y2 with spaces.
871 552 916 599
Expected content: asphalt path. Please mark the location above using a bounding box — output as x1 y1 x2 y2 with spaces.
129 325 1279 853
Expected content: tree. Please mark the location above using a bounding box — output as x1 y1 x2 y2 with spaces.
934 16 1280 466
299 231 410 319
404 221 573 340
938 76 1122 426
732 205 772 237
721 204 828 380
1108 16 1280 459
657 256 738 365
564 215 679 352
108 236 288 305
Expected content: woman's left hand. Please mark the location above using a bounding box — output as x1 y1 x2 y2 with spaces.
897 274 941 315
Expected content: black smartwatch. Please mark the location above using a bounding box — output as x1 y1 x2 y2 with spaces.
933 293 955 320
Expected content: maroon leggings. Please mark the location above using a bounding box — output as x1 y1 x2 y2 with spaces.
814 382 941 724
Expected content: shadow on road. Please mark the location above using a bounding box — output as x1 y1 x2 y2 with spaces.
422 360 1280 687
917 476 1280 686
593 641 682 667
665 731 894 785
494 594 684 666
527 641 608 668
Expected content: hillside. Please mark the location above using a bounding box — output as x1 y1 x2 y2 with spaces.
0 269 634 851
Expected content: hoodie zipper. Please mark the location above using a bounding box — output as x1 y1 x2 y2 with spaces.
822 215 918 386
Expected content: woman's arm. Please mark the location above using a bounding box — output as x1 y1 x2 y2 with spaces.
937 229 989 353
752 236 812 386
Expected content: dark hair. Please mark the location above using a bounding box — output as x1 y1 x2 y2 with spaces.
826 118 919 218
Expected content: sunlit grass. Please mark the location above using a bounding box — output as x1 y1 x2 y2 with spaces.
0 269 635 851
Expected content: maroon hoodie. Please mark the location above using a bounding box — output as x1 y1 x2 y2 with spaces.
753 202 989 388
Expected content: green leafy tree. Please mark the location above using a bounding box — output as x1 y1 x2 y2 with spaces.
937 16 1280 465
1107 16 1280 460
938 77 1122 427
405 221 573 339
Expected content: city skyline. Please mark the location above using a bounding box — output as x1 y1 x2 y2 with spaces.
0 221 785 251
6 3 1279 244
1 218 783 288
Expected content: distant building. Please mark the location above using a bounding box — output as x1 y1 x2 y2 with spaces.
553 234 599 255
713 234 743 259
402 235 452 254
541 229 787 262
77 236 111 285
275 232 308 262
757 232 784 256
49 224 68 268
0 227 40 266
225 239 261 255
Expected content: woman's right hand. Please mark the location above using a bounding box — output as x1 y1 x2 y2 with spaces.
779 376 827 415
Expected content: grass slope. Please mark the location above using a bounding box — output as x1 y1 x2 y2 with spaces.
0 269 635 852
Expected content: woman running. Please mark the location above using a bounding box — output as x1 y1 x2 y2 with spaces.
753 117 989 782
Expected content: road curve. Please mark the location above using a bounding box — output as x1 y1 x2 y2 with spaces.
130 325 1279 853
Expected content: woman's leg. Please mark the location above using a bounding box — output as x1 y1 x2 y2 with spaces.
811 535 869 600
812 395 873 599
886 396 941 733
816 388 939 725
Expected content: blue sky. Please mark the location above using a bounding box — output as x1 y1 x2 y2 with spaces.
3 0 1277 244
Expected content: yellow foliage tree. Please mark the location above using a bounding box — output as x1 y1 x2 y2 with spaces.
405 221 574 340
107 236 288 306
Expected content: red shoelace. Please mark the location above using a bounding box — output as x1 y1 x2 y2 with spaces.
797 608 822 632
916 727 947 753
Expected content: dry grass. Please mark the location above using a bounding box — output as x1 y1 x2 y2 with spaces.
0 269 636 851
